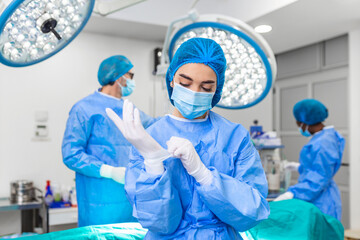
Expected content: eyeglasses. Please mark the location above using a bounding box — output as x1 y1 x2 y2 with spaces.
127 72 135 80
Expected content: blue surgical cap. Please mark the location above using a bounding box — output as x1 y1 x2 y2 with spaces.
293 99 328 125
98 55 133 86
166 38 227 107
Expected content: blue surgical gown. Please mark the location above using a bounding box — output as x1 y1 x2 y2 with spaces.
62 90 156 227
288 126 345 220
125 112 270 239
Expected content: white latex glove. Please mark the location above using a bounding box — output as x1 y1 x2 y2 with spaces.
106 100 170 175
166 136 213 185
284 161 300 172
273 191 294 201
100 164 126 184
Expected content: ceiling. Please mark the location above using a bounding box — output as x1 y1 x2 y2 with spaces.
84 15 167 42
83 0 360 53
84 0 297 42
249 0 360 53
106 0 298 26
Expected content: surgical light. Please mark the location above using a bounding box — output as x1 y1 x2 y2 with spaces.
0 0 95 67
0 0 147 67
159 14 277 109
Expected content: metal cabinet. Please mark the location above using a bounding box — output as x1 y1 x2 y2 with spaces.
0 197 48 234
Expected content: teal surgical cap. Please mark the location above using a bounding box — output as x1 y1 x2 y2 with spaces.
166 38 227 107
293 99 328 125
98 55 133 86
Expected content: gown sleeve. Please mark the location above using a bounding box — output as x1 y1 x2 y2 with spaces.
288 142 341 201
195 132 270 232
62 106 103 178
125 147 183 235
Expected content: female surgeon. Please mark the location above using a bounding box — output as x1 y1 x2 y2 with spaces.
274 99 345 221
106 38 270 239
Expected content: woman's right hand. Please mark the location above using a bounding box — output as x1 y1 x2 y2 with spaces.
167 137 213 185
106 99 170 175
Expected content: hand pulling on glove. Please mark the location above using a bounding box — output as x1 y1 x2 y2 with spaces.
106 100 170 175
167 136 213 185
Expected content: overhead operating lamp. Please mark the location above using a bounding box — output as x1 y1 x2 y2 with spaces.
0 0 95 67
158 12 277 109
0 0 145 67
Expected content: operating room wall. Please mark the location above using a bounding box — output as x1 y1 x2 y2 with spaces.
213 94 273 131
0 31 161 200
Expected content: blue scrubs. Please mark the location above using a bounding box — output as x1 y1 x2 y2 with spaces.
125 112 270 239
62 90 156 227
288 126 345 220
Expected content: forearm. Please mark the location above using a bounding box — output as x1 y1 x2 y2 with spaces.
62 149 103 178
288 173 331 201
126 166 182 235
197 168 269 232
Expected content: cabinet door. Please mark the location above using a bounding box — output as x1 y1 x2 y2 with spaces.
313 78 348 130
280 85 308 131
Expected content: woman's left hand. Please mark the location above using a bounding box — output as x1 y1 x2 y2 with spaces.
167 137 213 185
106 99 170 175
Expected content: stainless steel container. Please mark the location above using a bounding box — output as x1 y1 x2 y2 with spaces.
10 180 35 204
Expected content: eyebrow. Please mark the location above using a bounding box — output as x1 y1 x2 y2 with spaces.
179 74 193 81
202 80 216 84
179 74 216 84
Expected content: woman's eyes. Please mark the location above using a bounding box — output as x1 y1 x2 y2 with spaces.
179 82 190 87
179 82 213 92
202 87 212 92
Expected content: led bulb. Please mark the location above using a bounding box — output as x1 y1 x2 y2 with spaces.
10 27 19 36
24 19 34 28
10 48 22 61
2 42 13 56
29 47 41 60
16 34 25 43
61 0 70 7
46 3 56 12
22 41 31 50
66 6 75 14
35 35 45 48
51 9 61 19
63 26 74 38
43 42 55 53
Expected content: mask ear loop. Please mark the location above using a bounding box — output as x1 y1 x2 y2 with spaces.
117 79 124 93
300 123 307 132
304 124 309 133
117 77 126 88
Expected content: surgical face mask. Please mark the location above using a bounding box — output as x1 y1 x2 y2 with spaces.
171 82 215 120
118 77 135 97
299 124 312 137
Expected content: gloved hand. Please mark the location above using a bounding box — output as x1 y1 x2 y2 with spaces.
166 136 213 185
100 164 126 184
284 161 300 171
106 100 170 175
273 191 294 201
